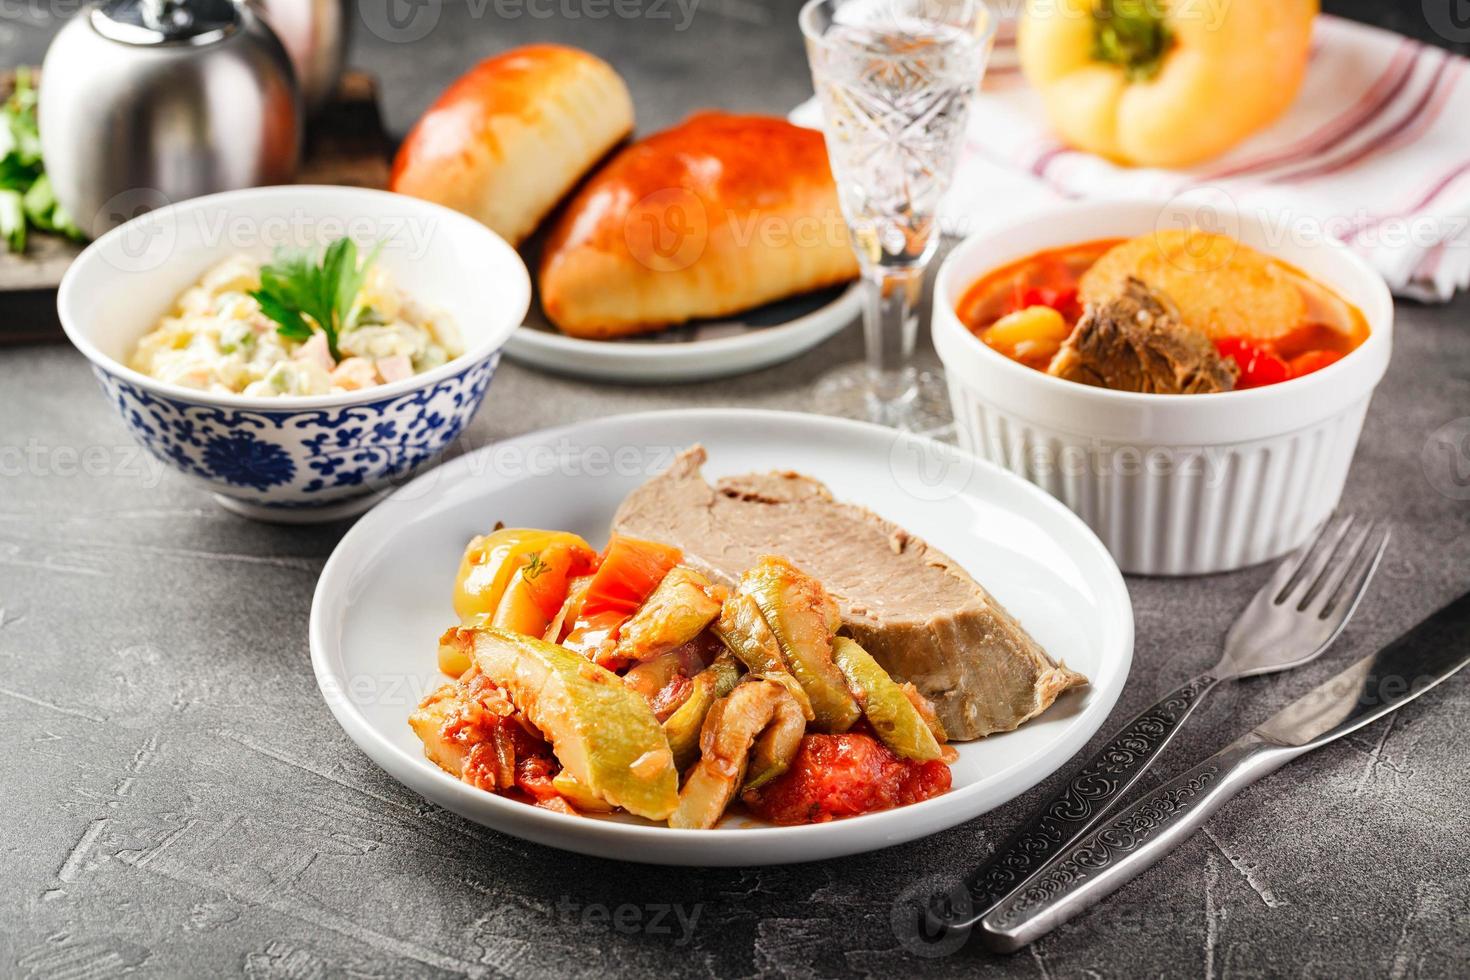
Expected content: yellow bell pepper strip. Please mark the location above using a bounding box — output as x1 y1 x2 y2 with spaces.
443 530 596 675
437 620 480 677
453 529 596 622
467 627 679 821
1019 0 1317 167
491 541 597 639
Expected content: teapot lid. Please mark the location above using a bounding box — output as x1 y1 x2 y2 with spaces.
90 0 242 45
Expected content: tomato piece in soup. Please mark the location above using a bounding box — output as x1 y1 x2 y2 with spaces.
1287 349 1344 379
1015 285 1080 322
1216 338 1290 389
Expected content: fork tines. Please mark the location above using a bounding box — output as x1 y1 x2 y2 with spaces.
1274 514 1391 620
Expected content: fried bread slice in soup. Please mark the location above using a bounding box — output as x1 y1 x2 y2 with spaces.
1078 229 1305 342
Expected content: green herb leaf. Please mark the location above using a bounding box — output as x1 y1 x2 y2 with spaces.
0 67 48 252
248 237 381 360
1 69 42 176
18 173 81 240
356 305 386 327
0 188 26 253
336 240 383 331
253 287 313 342
321 237 356 332
20 171 52 224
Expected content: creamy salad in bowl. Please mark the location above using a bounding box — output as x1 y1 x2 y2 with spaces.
129 243 463 398
59 184 531 521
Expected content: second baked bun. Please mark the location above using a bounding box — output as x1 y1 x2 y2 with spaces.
391 45 633 246
539 112 859 339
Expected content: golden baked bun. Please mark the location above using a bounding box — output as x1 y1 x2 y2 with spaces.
391 45 633 246
539 112 860 339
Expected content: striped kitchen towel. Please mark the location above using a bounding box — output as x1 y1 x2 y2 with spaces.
793 15 1470 301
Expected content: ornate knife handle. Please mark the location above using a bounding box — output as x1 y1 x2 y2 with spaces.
940 672 1221 930
978 735 1299 952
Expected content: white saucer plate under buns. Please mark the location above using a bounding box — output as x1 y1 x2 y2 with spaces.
506 282 861 383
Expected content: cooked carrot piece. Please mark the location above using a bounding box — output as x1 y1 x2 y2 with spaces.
580 535 684 618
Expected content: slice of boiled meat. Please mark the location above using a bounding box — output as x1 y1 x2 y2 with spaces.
612 447 1088 740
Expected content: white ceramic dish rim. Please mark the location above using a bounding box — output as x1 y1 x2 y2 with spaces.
932 200 1395 441
308 408 1134 860
57 184 531 412
509 281 862 367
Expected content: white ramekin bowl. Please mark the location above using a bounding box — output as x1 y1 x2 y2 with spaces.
933 200 1394 576
58 185 530 523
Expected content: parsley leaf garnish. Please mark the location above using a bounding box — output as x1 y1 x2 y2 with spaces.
249 237 381 361
1 69 84 252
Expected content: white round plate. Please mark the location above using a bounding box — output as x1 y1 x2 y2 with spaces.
504 283 862 383
310 409 1133 865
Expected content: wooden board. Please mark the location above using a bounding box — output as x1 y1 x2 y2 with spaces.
0 68 395 299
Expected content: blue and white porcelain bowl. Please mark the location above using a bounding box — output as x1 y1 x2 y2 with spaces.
58 185 530 522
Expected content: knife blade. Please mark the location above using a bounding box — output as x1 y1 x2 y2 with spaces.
979 589 1470 953
1252 588 1470 747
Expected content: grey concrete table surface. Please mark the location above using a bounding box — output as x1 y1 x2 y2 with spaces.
3 2 1469 978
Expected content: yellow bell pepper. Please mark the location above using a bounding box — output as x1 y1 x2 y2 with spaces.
1019 0 1317 168
452 528 596 622
445 528 597 676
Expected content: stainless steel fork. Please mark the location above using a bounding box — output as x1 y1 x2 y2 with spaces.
935 514 1391 932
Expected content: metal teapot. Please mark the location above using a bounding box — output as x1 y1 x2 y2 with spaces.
249 0 349 112
40 0 301 239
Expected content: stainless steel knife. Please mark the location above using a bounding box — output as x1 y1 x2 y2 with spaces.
979 589 1470 953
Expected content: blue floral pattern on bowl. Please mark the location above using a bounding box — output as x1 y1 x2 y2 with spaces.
94 353 499 511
